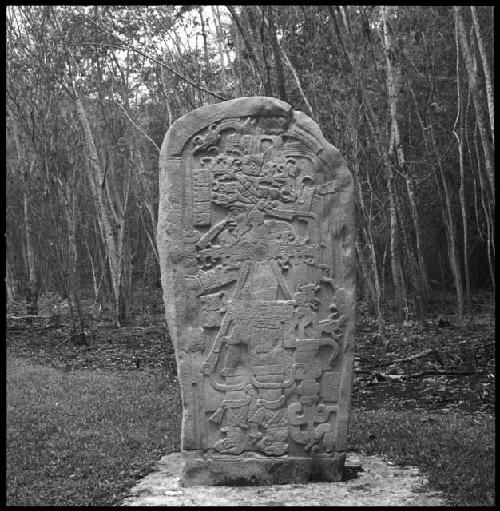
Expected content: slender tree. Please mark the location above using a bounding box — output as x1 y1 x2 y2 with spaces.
454 7 494 198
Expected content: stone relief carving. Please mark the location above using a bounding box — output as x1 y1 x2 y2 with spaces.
183 115 344 456
158 97 355 485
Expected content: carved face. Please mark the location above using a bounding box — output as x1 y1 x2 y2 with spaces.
242 154 263 176
247 209 265 227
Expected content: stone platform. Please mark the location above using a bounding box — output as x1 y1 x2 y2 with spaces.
182 451 345 486
122 452 447 506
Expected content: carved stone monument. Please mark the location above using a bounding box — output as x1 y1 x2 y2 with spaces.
157 97 355 486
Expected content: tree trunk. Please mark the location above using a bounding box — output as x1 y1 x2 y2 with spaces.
332 4 404 322
395 195 423 321
259 7 273 96
137 150 159 265
226 5 266 92
198 6 210 74
13 123 38 318
473 124 495 293
85 237 101 306
6 259 15 306
356 240 376 301
455 128 471 316
380 6 406 324
212 5 227 93
253 7 305 108
405 176 429 308
350 128 384 333
119 240 132 322
267 6 287 102
63 179 85 332
453 19 472 316
73 91 124 326
382 5 428 316
23 158 38 317
278 45 314 118
388 177 405 325
232 15 245 96
429 126 464 320
409 73 465 319
454 7 494 198
470 6 494 145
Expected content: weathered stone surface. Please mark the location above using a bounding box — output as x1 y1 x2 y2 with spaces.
122 452 448 506
157 97 355 486
182 451 345 487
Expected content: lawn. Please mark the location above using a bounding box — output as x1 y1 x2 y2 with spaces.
348 409 495 506
6 298 495 506
6 356 181 506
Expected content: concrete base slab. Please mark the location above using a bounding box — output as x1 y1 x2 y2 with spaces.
122 452 448 506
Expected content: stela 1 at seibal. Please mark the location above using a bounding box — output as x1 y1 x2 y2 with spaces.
157 97 356 486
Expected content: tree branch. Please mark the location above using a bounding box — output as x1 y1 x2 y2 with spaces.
74 14 230 101
225 5 265 89
253 5 312 116
115 102 160 153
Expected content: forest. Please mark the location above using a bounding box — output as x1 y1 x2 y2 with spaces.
6 5 494 330
6 6 495 507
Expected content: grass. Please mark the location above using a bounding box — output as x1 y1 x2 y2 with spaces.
348 408 495 506
6 356 181 506
7 354 495 506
